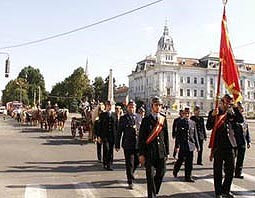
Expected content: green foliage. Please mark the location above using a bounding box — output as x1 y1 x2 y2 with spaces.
2 66 46 106
2 65 120 111
18 66 46 105
50 67 92 110
93 76 104 101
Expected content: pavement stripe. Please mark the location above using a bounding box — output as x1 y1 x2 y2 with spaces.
118 178 213 198
243 173 255 183
24 184 47 198
118 179 146 197
74 182 97 198
164 180 213 198
204 178 255 198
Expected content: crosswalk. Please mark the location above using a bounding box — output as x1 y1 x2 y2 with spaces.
24 185 46 198
20 172 255 198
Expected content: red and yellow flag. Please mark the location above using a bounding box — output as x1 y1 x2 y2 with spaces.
220 7 242 103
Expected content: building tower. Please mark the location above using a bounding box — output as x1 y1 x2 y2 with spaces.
155 23 177 65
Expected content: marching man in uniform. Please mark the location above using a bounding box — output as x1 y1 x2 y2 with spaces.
138 96 169 198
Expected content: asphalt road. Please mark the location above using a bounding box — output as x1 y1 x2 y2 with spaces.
0 114 254 198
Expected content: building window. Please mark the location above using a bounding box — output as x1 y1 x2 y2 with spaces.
248 92 251 99
180 77 184 83
248 80 251 87
194 77 197 84
210 102 214 110
210 90 213 98
167 88 170 96
200 102 203 110
194 89 197 97
254 92 255 99
201 78 204 84
210 78 214 85
200 90 204 97
187 89 190 96
187 77 190 84
240 80 243 87
180 89 183 96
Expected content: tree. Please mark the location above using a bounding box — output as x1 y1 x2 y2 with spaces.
92 76 104 101
50 67 92 110
18 66 46 106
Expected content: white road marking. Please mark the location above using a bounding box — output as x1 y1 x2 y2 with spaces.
243 173 255 183
166 180 213 198
118 179 146 197
204 178 255 198
24 184 47 198
74 182 97 198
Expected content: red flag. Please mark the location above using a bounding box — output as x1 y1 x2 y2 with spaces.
209 6 242 152
220 7 242 103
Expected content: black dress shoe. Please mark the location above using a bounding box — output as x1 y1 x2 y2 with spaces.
106 166 113 171
234 175 244 179
197 163 203 165
215 195 222 198
185 177 195 182
128 183 133 190
222 192 234 198
173 170 177 178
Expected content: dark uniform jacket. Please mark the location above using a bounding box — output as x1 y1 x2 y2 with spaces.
172 117 182 139
190 115 207 140
234 120 251 147
139 113 169 160
115 113 138 150
98 111 116 144
206 107 244 149
175 118 200 152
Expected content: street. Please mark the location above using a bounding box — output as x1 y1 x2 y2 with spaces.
0 114 254 198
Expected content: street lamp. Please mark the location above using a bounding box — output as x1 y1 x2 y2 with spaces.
0 52 10 78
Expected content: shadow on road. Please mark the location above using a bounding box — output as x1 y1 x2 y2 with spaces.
1 158 127 174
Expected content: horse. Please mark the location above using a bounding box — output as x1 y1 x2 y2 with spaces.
56 109 69 131
46 109 57 131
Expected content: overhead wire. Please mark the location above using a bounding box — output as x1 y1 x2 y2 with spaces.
0 0 164 50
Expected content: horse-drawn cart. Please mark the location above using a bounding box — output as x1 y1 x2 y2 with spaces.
71 117 91 140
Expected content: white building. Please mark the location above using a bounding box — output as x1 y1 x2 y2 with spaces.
128 25 255 115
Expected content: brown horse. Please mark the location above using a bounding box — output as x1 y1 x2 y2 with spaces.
46 109 57 131
56 109 69 131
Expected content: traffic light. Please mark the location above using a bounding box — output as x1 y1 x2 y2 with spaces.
5 57 10 78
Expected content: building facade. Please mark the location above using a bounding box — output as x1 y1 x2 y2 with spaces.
128 25 255 116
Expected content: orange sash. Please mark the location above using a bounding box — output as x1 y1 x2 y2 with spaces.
146 115 165 144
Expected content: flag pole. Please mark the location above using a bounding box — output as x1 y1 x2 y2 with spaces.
208 0 227 160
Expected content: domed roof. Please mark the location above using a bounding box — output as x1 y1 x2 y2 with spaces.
157 25 175 52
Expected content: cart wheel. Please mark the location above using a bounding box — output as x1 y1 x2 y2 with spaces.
79 127 83 139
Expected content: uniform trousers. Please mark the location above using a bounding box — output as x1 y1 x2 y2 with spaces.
235 146 246 176
124 149 139 184
97 141 102 161
197 139 204 164
102 140 114 168
173 150 193 179
145 158 166 198
213 148 235 196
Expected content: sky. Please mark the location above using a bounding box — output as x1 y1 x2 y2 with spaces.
0 0 255 96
